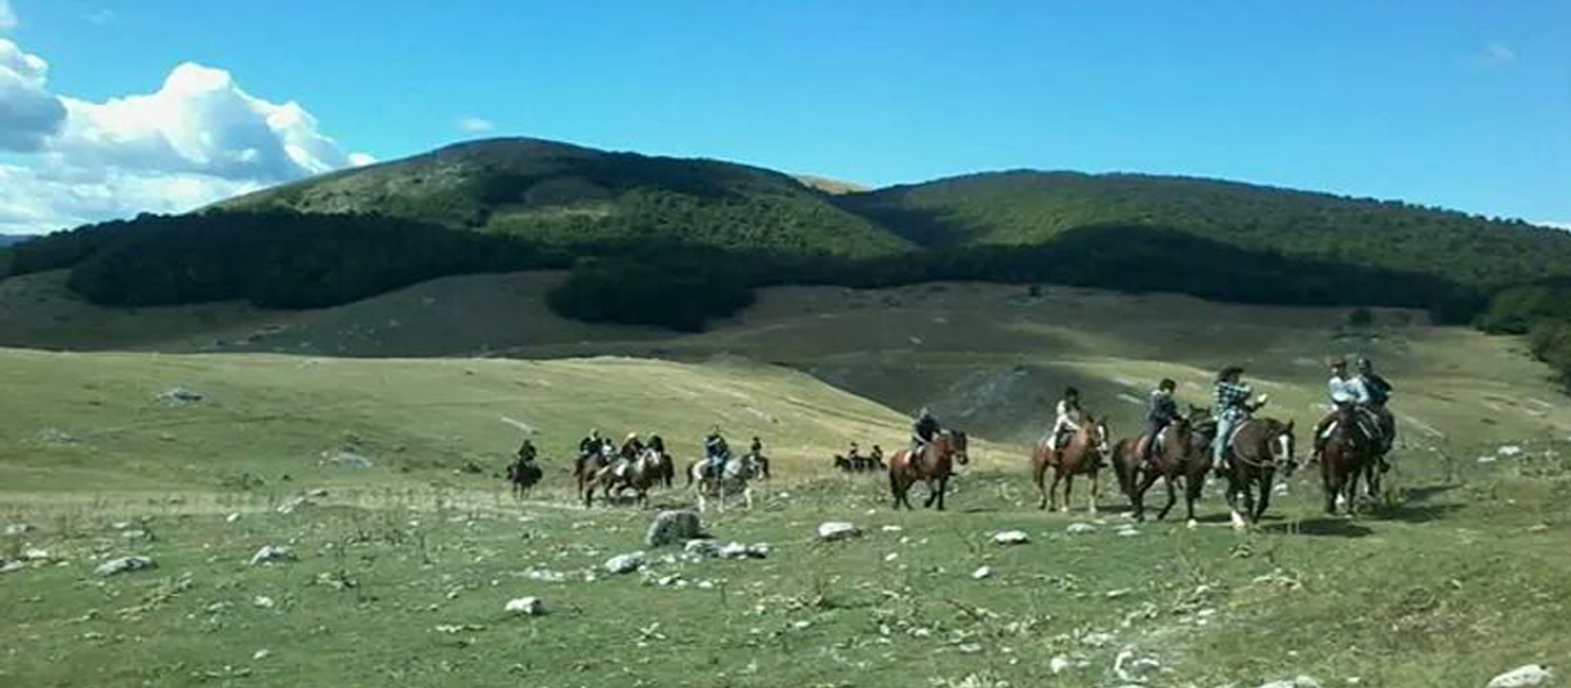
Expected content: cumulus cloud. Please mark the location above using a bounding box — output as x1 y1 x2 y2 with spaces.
0 39 66 151
0 33 370 234
456 116 495 134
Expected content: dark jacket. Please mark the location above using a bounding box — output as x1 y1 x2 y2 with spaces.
1148 391 1179 425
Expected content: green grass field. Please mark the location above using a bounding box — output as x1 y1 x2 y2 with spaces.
3 277 1569 687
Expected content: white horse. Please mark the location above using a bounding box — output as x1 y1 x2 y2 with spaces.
687 455 754 513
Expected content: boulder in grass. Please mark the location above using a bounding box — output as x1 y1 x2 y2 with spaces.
96 556 156 576
505 597 545 616
992 530 1030 545
249 546 296 566
1488 665 1555 688
604 553 646 574
817 522 861 542
646 510 706 547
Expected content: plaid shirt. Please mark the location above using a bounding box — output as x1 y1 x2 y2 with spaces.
1214 381 1254 420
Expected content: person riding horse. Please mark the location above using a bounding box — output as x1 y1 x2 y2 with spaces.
1141 378 1180 466
1212 366 1269 477
911 408 941 457
870 445 885 468
1358 357 1396 469
1047 387 1084 455
1313 358 1386 466
514 437 538 465
703 426 730 479
749 436 763 457
620 433 646 461
578 428 604 459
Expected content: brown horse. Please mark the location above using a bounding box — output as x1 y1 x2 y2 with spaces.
1218 417 1297 528
574 438 616 504
1033 417 1110 513
888 430 969 510
506 440 544 499
1112 407 1215 523
1320 405 1378 516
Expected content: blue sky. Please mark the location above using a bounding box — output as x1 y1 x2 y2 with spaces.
1 0 1567 233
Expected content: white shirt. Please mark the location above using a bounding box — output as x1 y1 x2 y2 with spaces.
1328 376 1369 405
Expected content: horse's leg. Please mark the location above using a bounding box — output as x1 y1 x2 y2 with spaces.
1322 455 1339 515
1048 470 1063 512
935 477 948 512
1061 473 1074 514
1183 469 1203 526
1227 474 1248 530
1157 473 1178 521
1088 469 1099 515
1035 461 1049 510
889 469 903 510
1254 469 1274 523
1133 468 1160 522
743 486 754 510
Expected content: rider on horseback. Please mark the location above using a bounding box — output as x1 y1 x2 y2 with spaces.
1047 387 1084 454
1212 366 1269 477
515 437 538 465
1358 357 1396 467
578 428 603 459
1141 379 1180 466
1313 358 1384 465
703 425 730 478
911 407 941 456
620 432 645 461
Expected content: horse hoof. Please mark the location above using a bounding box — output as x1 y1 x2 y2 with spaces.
1186 519 1198 530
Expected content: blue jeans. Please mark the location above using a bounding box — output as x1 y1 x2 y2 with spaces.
1214 416 1238 464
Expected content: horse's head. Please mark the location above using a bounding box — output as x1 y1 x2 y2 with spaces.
949 430 969 465
1273 420 1298 475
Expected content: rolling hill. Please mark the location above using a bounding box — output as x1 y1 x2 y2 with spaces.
840 170 1571 288
214 137 911 258
0 234 29 247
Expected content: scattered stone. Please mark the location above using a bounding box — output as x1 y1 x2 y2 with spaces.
249 546 296 566
306 488 329 498
884 552 899 562
520 568 567 583
21 549 49 561
646 510 706 547
226 513 241 524
1488 665 1555 688
1105 589 1132 599
746 543 770 558
992 530 1030 545
605 553 646 574
881 525 903 533
320 450 373 469
154 387 205 407
36 428 78 445
972 566 994 580
276 496 311 515
717 542 755 560
4 523 35 536
252 649 270 661
1081 631 1116 648
1257 676 1322 688
504 597 545 616
1497 445 1525 458
817 522 861 541
1066 523 1097 535
684 540 720 557
253 595 276 609
1115 525 1140 537
1 560 25 574
95 556 156 577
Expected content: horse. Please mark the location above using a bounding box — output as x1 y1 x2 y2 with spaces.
646 436 676 489
742 451 770 480
1112 407 1215 524
584 448 664 508
506 440 544 499
1320 405 1378 516
574 438 616 504
1032 417 1110 513
687 454 754 513
888 430 969 510
1218 417 1297 529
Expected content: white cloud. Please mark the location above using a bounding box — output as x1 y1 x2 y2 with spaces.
1483 42 1516 66
456 116 495 134
0 1 16 31
0 39 66 151
0 35 370 234
1536 220 1571 231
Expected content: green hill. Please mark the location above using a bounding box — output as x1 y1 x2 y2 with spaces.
215 137 912 258
842 171 1571 288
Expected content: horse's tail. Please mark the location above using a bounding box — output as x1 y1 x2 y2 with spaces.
1111 439 1135 497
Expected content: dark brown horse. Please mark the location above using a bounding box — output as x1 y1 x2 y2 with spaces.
574 438 616 504
889 430 969 510
1320 405 1378 516
506 440 543 499
1112 407 1215 523
1218 417 1297 528
1033 417 1110 513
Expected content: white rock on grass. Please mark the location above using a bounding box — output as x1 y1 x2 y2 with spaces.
1488 665 1555 688
95 556 156 576
972 566 994 580
646 510 706 547
504 597 545 616
320 450 373 468
4 523 35 536
154 387 205 407
1257 676 1322 688
276 496 311 515
226 513 241 523
1115 525 1140 537
684 540 721 558
249 546 296 566
604 553 646 574
992 530 1030 545
1066 523 1097 535
817 522 861 542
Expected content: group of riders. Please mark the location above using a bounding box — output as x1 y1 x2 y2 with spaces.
903 356 1396 476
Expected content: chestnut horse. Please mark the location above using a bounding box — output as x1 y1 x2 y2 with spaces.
574 438 616 504
888 430 969 510
584 449 664 508
1321 405 1378 516
1111 407 1215 523
1033 417 1110 513
1218 417 1297 528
